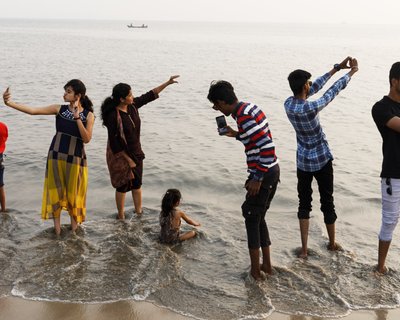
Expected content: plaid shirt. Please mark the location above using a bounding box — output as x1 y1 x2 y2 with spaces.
284 72 351 172
232 101 278 181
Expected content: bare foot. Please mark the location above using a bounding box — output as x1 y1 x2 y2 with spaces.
261 265 273 275
297 249 308 259
259 271 268 280
375 266 388 276
116 213 125 220
327 242 342 251
250 271 262 281
71 220 78 232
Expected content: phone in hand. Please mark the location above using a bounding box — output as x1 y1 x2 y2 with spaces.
216 115 228 135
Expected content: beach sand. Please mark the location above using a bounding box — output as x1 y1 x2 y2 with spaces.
0 297 397 320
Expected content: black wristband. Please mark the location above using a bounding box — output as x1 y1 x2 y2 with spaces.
334 63 341 71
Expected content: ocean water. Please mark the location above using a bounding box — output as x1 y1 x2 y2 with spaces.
1 19 400 319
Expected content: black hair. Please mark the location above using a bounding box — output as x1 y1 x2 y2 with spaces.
161 189 181 217
287 69 312 96
389 62 400 86
207 80 237 104
64 79 93 113
100 83 131 126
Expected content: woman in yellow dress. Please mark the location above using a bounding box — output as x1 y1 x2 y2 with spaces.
2 80 95 235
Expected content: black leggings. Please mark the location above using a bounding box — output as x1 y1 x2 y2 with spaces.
242 165 280 249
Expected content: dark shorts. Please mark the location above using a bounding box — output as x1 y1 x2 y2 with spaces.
116 159 143 193
242 164 280 249
0 154 4 187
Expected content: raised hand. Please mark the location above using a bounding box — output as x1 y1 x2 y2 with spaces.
349 58 359 75
2 87 11 105
168 75 180 84
350 58 358 69
72 99 80 119
338 56 352 70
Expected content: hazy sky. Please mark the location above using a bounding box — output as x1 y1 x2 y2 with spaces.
1 0 399 24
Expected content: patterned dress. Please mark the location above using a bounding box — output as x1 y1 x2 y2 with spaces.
159 209 181 244
41 105 90 223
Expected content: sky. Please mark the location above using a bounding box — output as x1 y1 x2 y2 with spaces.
1 0 400 24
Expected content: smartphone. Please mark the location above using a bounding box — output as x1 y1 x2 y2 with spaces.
216 115 228 135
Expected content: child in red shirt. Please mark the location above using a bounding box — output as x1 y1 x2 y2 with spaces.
0 121 8 212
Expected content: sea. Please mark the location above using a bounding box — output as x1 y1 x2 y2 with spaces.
1 19 400 320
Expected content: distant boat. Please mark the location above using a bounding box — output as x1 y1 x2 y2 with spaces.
127 23 148 28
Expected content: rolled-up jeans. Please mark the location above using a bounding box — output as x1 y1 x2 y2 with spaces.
297 160 337 225
379 177 400 241
242 164 280 249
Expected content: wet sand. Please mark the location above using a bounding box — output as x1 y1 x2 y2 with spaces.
0 297 397 320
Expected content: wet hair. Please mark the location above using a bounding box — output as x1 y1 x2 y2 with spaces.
64 79 93 113
161 189 182 217
100 83 131 126
389 62 400 86
207 80 237 104
287 69 312 96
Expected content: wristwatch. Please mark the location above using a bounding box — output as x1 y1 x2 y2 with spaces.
334 63 341 71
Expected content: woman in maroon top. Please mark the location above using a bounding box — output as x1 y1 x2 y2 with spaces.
101 75 179 219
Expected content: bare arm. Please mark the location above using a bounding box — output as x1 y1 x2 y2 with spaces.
152 75 180 95
3 87 60 115
179 211 200 227
76 112 95 144
386 117 400 133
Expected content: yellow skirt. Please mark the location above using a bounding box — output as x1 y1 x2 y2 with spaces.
41 151 88 223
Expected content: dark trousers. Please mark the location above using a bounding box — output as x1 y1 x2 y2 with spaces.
297 160 337 224
242 164 280 249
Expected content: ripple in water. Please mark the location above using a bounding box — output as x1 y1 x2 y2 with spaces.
0 208 399 319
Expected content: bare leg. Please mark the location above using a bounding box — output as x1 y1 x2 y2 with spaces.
179 230 197 241
261 246 272 275
299 219 309 258
326 223 341 250
249 248 261 280
115 191 126 219
377 239 391 274
53 210 62 236
132 188 142 214
70 215 78 232
0 186 5 212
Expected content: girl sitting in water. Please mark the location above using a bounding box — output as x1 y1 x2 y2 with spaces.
160 189 200 244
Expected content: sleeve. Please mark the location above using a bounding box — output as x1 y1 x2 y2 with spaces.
253 127 276 181
372 101 394 127
307 73 351 113
0 123 8 141
237 111 275 181
133 90 159 109
104 112 125 154
308 73 331 97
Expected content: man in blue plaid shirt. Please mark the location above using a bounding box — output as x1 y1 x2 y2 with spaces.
284 56 359 258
